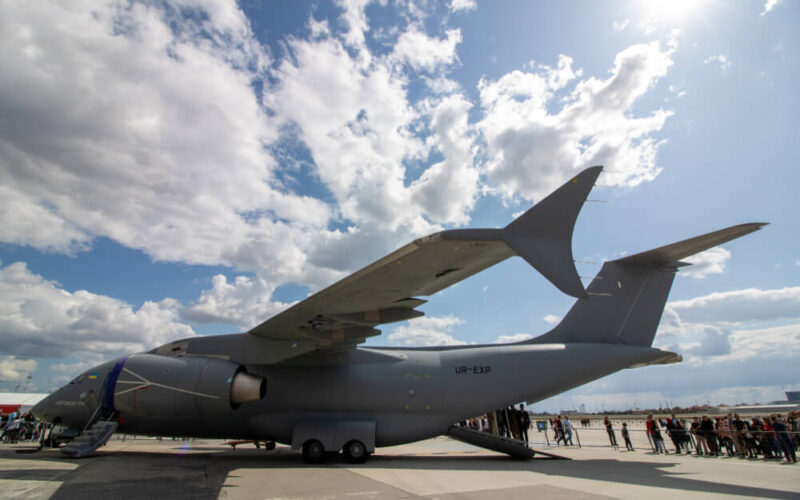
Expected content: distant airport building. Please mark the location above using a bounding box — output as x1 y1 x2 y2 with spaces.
0 393 48 416
708 390 800 415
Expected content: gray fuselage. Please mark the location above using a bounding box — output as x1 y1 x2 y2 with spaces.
34 337 673 448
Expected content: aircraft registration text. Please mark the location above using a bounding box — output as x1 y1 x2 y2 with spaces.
454 365 491 374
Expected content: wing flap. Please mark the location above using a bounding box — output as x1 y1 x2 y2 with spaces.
249 236 514 341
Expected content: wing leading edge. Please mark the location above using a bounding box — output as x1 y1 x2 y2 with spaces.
248 166 603 350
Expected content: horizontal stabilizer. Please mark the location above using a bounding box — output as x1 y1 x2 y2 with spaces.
615 223 767 267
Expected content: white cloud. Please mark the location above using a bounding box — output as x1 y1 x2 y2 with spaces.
668 286 800 325
727 323 800 361
0 262 195 360
668 83 686 98
0 0 332 285
680 247 731 279
612 19 629 32
391 28 462 72
266 11 481 273
423 75 461 94
760 0 784 16
0 186 91 255
704 54 731 74
0 356 37 382
478 41 674 201
638 19 657 35
337 0 371 51
180 273 293 329
409 94 478 225
656 305 683 336
659 286 800 364
682 325 732 357
543 314 561 325
387 315 467 346
494 333 533 344
450 0 477 13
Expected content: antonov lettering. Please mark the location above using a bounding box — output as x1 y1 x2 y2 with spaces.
55 400 84 407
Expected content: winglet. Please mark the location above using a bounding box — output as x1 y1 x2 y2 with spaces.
503 166 603 298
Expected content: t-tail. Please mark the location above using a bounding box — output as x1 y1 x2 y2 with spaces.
528 223 767 348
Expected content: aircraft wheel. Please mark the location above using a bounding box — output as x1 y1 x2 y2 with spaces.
343 440 370 464
302 439 325 463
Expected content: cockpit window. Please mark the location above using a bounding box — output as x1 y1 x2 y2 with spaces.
69 373 85 384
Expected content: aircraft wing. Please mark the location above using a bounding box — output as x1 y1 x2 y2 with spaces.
248 166 603 350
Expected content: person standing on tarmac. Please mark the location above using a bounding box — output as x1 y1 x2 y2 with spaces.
604 416 618 448
554 416 565 445
646 414 665 453
700 415 719 456
621 423 634 451
563 416 574 446
517 404 530 443
508 406 520 440
772 415 797 463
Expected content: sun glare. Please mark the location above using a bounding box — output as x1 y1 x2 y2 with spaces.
636 0 708 24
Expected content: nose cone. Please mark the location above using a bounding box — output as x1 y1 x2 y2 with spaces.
31 392 55 423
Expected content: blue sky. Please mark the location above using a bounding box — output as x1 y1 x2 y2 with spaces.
0 0 798 412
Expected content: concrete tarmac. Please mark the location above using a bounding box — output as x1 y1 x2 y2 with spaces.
1 435 798 500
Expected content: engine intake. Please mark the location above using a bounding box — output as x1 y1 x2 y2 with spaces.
231 371 266 406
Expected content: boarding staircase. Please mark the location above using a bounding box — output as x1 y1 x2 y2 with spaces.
447 425 570 460
60 414 118 458
447 425 535 459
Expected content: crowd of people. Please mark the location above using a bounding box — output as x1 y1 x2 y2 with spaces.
1 411 45 444
637 412 798 463
460 406 798 465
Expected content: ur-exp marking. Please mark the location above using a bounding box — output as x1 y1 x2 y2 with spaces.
454 365 491 375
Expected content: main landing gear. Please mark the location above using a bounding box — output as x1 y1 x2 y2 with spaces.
301 439 325 463
342 440 370 464
301 439 371 464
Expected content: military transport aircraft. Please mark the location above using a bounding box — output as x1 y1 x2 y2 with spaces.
32 166 764 463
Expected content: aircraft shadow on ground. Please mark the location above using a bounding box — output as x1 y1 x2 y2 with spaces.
2 446 797 500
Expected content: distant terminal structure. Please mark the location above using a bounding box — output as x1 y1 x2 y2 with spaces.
720 390 800 415
0 393 48 416
535 391 800 419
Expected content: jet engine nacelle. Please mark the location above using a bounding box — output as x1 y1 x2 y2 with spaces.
113 354 265 419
